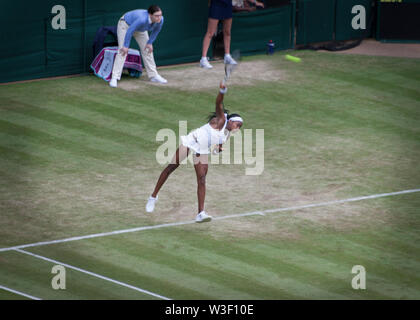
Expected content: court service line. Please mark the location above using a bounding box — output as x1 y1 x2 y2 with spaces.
0 188 419 253
0 284 42 300
14 249 171 300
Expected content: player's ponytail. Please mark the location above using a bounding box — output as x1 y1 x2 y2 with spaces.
207 104 230 122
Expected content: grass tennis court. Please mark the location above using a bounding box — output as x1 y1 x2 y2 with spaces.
0 51 419 299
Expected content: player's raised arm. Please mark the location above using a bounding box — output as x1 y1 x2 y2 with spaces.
215 81 227 121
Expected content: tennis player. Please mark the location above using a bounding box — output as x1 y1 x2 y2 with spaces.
146 82 243 223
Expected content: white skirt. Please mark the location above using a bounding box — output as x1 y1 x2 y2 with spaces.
181 124 226 155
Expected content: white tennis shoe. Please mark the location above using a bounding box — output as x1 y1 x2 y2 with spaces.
200 57 213 69
109 78 117 88
146 195 158 212
224 53 237 65
150 74 168 84
195 211 212 223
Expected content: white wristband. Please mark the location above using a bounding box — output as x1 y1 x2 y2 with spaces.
219 87 227 94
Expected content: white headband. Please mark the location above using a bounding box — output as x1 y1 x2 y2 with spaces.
229 116 243 123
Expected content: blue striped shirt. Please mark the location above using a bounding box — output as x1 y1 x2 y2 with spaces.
123 9 164 48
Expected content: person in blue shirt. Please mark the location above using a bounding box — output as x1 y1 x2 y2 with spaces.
110 5 167 88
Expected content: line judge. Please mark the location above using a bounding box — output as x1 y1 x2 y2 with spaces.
110 5 167 87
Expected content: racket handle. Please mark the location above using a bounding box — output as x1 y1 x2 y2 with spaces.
220 81 227 94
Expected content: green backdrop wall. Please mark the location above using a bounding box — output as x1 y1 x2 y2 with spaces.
231 5 295 55
335 0 374 41
296 0 336 45
1 1 382 84
0 0 295 84
0 0 209 83
296 0 374 45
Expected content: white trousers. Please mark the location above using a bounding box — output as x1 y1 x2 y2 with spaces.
111 18 159 80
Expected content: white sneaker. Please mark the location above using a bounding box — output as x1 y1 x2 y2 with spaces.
200 57 213 69
109 78 117 88
224 54 237 65
195 211 212 223
146 195 158 212
150 74 168 84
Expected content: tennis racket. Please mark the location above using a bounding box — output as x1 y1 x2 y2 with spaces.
224 49 241 83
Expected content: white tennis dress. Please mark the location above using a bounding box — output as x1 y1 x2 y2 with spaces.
181 114 231 155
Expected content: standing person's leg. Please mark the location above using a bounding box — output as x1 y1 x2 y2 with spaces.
200 18 219 69
133 31 162 81
222 18 232 56
146 145 189 212
222 18 237 65
110 18 130 85
202 18 219 57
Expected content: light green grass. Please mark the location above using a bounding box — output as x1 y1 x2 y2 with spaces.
0 51 419 299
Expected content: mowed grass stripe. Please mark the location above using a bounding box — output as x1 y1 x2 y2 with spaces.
42 101 162 144
296 60 420 120
1 109 138 155
318 67 420 103
0 250 158 299
360 97 420 128
0 131 106 170
394 69 420 83
17 249 170 300
118 238 293 299
234 242 399 300
92 232 350 299
82 87 216 127
0 144 50 167
153 232 353 299
302 81 420 133
0 120 157 175
296 51 420 92
332 238 420 279
375 228 420 251
363 64 420 88
36 238 289 300
0 118 122 164
286 235 420 298
339 229 420 264
236 83 386 145
0 165 35 184
272 81 419 143
28 245 219 300
3 99 149 149
56 94 175 135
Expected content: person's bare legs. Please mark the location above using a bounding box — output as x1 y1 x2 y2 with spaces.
193 154 209 213
222 18 232 55
202 18 219 58
151 145 189 198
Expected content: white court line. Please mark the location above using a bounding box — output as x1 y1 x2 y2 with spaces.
0 188 419 253
14 249 171 300
0 284 42 300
